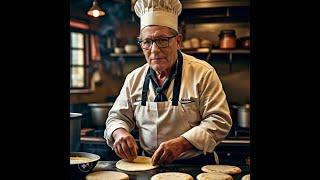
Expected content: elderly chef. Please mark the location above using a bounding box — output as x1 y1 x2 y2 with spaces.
104 0 232 166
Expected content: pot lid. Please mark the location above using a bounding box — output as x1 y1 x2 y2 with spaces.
70 113 82 118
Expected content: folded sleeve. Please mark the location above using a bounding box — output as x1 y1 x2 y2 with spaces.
181 68 232 154
104 76 136 148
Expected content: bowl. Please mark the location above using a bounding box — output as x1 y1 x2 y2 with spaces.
70 152 100 178
114 47 124 54
124 44 138 53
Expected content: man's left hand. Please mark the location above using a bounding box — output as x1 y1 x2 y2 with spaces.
151 136 193 166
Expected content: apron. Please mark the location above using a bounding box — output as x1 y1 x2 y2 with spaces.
132 51 219 164
134 51 192 155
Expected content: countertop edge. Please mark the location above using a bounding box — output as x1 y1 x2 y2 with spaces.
80 136 250 144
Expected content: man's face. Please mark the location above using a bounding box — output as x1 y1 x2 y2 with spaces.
140 26 182 72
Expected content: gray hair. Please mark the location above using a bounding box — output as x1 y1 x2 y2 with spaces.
137 27 179 42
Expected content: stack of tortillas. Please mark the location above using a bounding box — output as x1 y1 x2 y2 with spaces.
151 172 194 180
116 156 158 171
197 164 242 180
85 171 129 180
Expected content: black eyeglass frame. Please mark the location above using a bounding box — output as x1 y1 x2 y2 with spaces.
138 34 178 50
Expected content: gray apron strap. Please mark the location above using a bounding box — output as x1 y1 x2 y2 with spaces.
141 68 150 106
171 51 183 106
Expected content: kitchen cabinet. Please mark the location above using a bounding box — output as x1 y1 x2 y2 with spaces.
178 0 250 72
107 1 250 73
179 0 250 24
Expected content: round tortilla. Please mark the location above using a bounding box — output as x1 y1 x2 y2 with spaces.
85 171 129 180
116 156 158 171
151 172 194 180
241 174 250 180
201 165 242 175
196 172 233 180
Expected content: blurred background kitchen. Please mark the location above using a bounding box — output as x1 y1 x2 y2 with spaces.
70 0 250 167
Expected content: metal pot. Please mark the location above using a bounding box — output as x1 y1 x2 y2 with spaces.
70 113 82 152
231 104 250 128
88 102 114 127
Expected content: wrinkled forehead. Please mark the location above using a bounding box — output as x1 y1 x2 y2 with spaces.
141 26 173 38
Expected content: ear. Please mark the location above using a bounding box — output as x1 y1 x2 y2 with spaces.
176 34 183 49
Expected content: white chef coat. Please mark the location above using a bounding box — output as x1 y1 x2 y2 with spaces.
104 51 232 160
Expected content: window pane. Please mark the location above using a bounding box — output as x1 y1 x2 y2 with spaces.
71 50 84 65
71 32 84 48
71 67 84 88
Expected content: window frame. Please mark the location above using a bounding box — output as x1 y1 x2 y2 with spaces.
70 20 96 94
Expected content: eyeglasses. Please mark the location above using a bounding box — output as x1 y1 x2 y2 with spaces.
138 35 178 50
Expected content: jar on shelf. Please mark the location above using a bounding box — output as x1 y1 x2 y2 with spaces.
218 29 237 49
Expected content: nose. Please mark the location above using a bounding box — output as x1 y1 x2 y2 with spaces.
150 41 160 53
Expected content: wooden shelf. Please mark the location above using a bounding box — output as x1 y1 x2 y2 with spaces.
183 49 250 54
109 49 249 73
110 53 144 57
110 49 250 57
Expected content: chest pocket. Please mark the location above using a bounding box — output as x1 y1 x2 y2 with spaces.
179 97 201 127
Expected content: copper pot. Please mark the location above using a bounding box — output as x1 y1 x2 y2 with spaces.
219 29 237 49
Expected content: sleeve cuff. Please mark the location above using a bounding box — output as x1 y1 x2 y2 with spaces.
181 126 217 154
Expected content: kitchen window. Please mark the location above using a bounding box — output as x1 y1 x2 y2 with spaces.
70 20 101 93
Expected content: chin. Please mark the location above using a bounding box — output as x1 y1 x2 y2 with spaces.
150 64 166 72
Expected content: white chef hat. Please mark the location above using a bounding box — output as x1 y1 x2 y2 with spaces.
134 0 182 32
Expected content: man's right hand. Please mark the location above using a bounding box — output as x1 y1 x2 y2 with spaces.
112 128 138 161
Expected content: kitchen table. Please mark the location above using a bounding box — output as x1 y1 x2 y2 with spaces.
70 160 249 180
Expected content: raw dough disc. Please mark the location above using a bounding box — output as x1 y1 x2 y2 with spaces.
116 156 158 171
196 172 233 180
85 171 129 180
151 172 194 180
201 165 242 175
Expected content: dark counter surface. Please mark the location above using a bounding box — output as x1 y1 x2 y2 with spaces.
80 136 250 145
71 161 249 180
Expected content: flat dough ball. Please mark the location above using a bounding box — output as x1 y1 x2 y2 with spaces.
85 171 129 180
196 172 233 180
116 156 158 171
151 172 194 180
201 165 242 175
241 174 250 180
